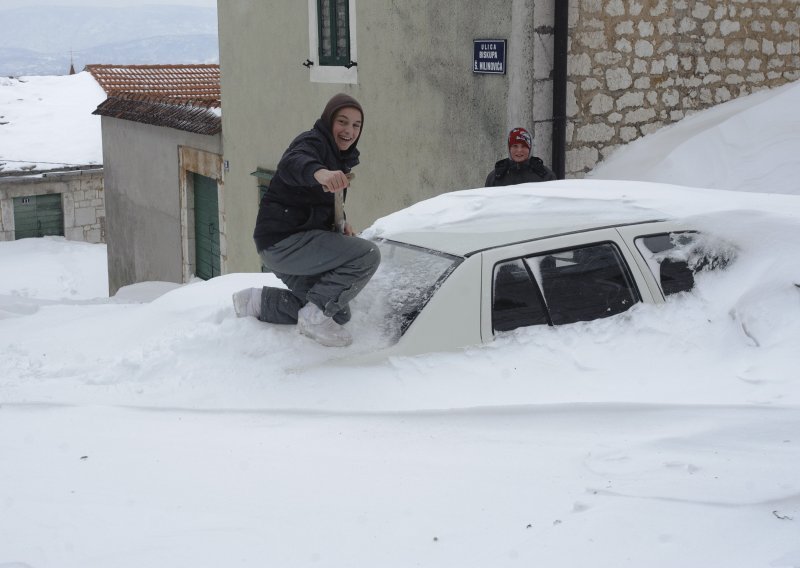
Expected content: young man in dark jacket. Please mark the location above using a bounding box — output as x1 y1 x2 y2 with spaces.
232 93 380 347
485 127 556 187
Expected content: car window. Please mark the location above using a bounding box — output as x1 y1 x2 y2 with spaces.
533 243 639 325
492 242 639 331
492 259 548 331
635 232 733 297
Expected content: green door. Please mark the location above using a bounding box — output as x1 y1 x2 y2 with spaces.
13 193 64 239
193 173 221 280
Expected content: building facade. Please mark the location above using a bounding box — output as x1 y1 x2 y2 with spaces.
217 0 799 274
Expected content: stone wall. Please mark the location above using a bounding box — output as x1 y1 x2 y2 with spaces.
0 168 105 243
565 0 800 176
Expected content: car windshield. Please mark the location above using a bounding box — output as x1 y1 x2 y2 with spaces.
350 238 462 347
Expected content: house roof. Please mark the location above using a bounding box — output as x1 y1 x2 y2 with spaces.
87 64 221 135
86 64 221 108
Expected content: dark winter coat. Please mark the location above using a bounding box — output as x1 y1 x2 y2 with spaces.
485 157 556 187
253 119 360 250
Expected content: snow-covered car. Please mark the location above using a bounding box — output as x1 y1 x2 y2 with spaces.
354 184 734 357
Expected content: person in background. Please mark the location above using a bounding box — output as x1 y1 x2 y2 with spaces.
231 93 380 348
485 127 556 187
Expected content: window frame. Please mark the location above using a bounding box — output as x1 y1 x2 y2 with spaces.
490 240 641 332
479 228 657 341
307 0 358 84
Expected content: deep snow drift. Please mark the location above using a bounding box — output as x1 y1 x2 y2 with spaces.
2 81 800 568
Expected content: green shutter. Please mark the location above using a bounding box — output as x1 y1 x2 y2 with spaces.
193 173 221 280
13 193 64 239
318 0 350 66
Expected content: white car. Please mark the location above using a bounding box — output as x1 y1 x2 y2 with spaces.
355 185 733 357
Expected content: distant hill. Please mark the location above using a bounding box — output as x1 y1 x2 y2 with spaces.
0 5 218 76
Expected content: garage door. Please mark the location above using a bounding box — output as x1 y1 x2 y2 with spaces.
13 193 64 239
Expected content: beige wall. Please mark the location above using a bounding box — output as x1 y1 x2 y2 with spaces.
101 117 222 295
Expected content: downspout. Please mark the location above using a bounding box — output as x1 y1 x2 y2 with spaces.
551 0 568 179
507 0 534 133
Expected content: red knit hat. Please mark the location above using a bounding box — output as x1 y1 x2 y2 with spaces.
508 127 532 150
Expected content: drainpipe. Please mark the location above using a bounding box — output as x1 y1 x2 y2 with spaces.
507 0 534 134
551 0 568 179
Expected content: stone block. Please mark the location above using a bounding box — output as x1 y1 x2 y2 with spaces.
714 87 732 102
596 51 624 65
650 0 668 17
577 123 614 144
615 20 634 34
589 93 614 114
624 107 657 124
705 37 726 52
619 126 638 142
616 91 644 109
692 2 712 19
566 146 599 172
635 40 654 57
605 0 625 17
662 89 680 107
640 121 664 136
605 67 633 90
637 20 654 37
581 77 602 90
615 38 633 52
569 53 593 75
74 206 98 227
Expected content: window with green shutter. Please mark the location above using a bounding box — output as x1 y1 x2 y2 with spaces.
317 0 350 66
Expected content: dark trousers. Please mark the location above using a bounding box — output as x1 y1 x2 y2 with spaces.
257 229 380 325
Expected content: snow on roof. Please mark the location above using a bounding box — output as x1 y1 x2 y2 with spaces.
0 72 106 173
86 64 221 135
85 64 221 108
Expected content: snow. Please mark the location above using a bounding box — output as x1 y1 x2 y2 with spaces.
2 81 800 567
0 71 105 172
589 80 800 196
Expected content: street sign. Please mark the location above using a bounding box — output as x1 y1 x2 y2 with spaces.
473 39 506 74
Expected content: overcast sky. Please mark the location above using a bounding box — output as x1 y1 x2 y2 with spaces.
0 0 216 8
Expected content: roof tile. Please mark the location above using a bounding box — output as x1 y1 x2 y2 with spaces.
86 64 220 108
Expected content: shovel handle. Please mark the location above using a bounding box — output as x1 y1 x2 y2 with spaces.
331 172 354 234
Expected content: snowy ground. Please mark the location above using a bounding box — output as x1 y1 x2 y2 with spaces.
2 81 800 567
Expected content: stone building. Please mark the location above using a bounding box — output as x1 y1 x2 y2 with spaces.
0 166 105 242
561 0 800 175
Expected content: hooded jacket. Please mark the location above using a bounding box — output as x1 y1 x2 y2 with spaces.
253 94 363 250
485 156 556 187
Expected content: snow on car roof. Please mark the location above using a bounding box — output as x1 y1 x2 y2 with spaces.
362 180 679 256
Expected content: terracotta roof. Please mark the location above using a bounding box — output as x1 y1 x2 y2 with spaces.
86 64 221 108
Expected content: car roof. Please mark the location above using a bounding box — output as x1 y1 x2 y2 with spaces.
371 184 672 257
383 216 666 257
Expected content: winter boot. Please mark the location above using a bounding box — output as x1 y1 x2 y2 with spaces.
232 287 262 318
296 302 352 347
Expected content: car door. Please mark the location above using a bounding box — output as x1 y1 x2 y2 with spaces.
479 228 657 341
